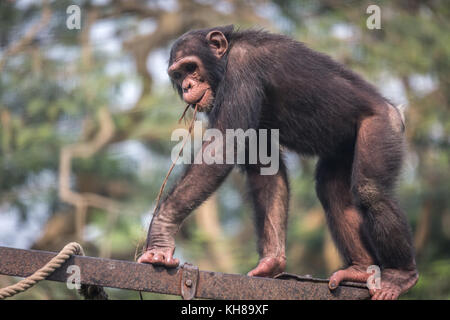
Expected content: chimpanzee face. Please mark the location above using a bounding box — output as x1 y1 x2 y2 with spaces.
167 31 229 111
168 54 214 111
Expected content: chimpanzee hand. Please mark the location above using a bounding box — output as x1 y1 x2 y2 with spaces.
138 246 179 268
138 204 181 268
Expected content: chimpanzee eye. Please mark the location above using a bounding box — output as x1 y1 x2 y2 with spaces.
185 63 196 73
172 71 182 80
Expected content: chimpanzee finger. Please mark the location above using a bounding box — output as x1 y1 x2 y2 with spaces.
376 291 389 300
369 288 379 296
371 291 382 300
385 292 396 300
151 252 166 265
328 271 345 290
137 251 154 264
165 256 180 268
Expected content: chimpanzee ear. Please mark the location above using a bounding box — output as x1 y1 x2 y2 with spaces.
206 31 228 58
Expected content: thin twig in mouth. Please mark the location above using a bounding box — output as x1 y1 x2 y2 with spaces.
154 103 199 216
178 88 210 123
178 104 192 124
193 88 210 104
139 103 199 258
196 88 209 102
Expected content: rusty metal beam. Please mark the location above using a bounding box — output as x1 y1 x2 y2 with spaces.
0 246 369 300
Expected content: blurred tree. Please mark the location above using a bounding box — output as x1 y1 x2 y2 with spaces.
0 0 448 299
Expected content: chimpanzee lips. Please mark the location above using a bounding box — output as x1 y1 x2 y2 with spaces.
191 88 211 109
196 89 208 103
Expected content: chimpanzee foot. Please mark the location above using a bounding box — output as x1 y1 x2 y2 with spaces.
137 247 180 268
329 265 418 300
247 256 286 278
370 268 418 300
328 265 371 290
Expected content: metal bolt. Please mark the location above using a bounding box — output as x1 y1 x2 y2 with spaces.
185 279 192 287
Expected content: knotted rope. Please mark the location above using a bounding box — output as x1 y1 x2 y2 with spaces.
0 242 107 299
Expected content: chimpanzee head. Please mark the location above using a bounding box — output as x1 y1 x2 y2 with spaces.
167 25 234 111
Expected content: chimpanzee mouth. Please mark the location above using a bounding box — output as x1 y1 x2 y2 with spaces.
192 88 211 109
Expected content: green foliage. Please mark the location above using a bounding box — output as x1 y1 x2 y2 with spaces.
0 0 448 299
405 260 450 299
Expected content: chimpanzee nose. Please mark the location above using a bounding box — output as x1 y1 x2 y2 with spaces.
182 82 192 93
182 77 195 93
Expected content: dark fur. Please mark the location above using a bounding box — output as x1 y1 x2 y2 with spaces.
151 25 415 271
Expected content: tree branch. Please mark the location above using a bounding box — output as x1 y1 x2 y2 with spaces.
58 108 119 244
0 0 51 71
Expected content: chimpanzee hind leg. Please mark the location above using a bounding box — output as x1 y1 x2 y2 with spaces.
315 154 379 291
246 160 289 278
350 106 418 300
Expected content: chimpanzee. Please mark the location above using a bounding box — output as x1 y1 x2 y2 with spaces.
138 25 418 300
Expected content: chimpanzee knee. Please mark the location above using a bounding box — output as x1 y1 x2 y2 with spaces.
351 179 384 211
